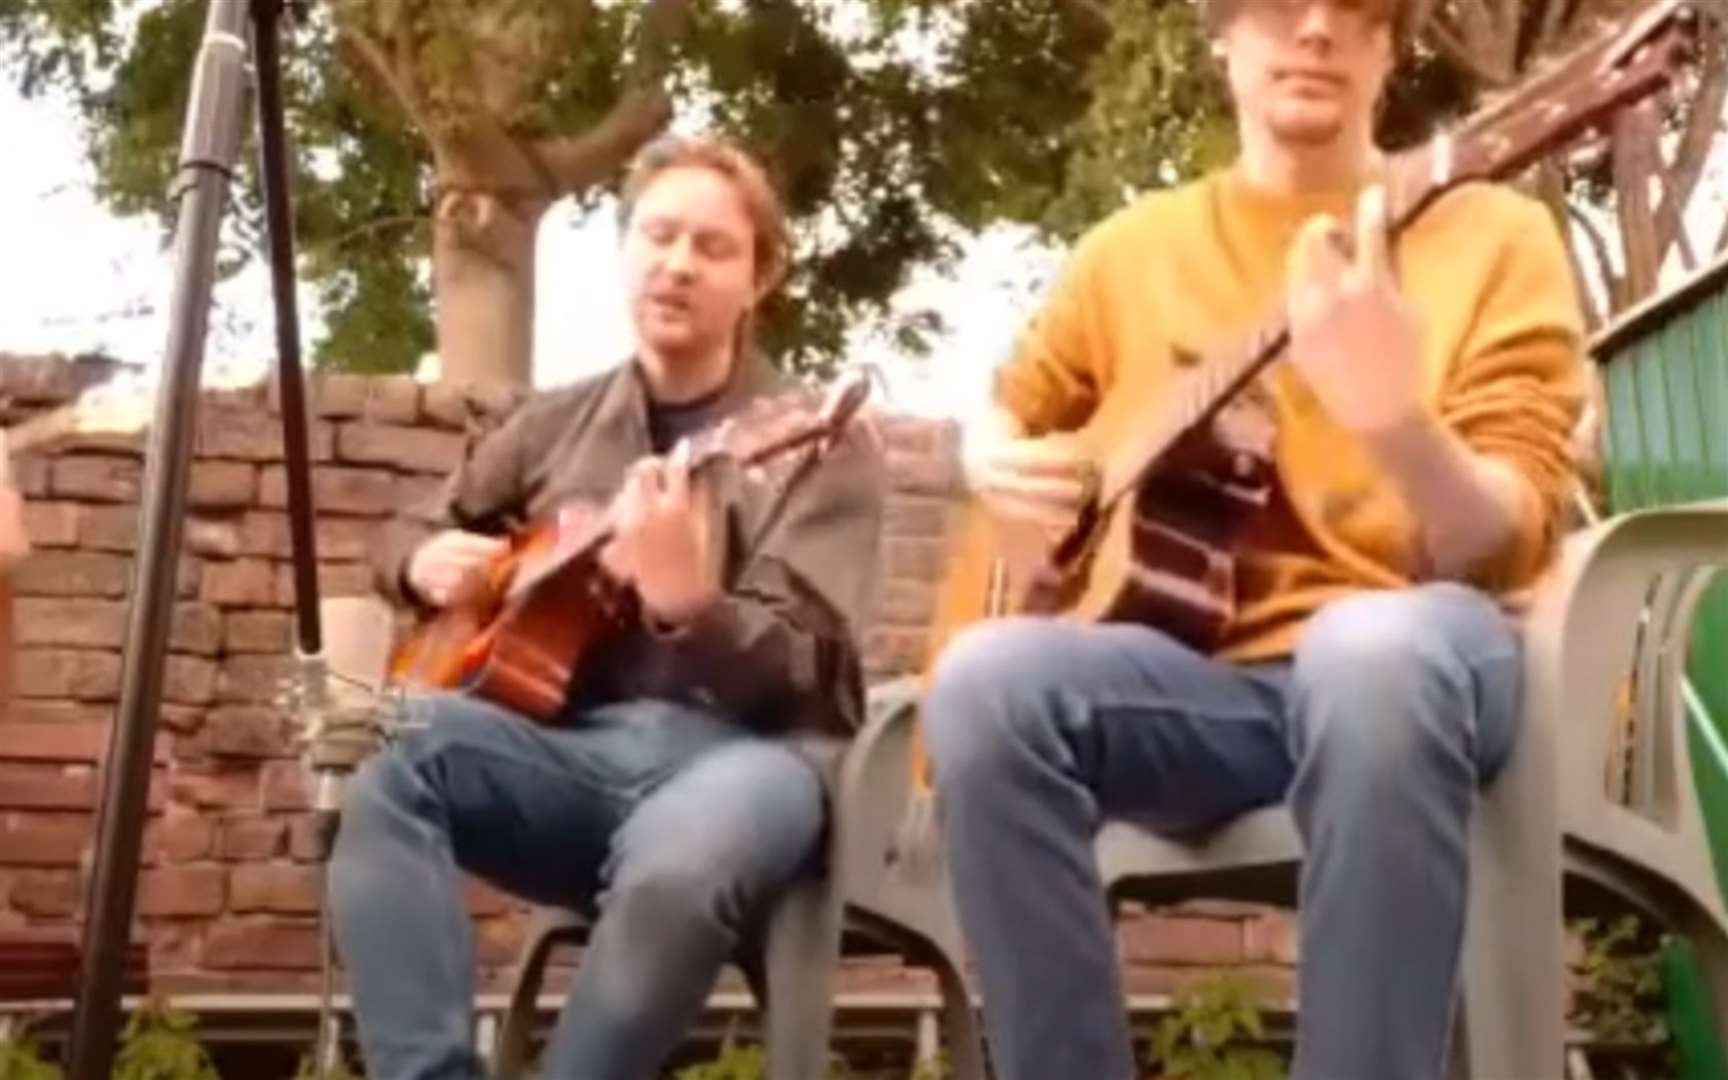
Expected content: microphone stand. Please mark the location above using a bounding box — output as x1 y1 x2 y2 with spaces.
65 1 334 1075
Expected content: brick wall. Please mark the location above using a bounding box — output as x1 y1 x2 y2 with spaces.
0 353 1292 1001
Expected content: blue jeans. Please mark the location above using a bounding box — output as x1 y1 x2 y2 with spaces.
923 583 1521 1080
328 693 824 1080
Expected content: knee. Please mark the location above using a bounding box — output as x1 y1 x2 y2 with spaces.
1292 585 1517 769
609 745 823 929
924 618 1071 788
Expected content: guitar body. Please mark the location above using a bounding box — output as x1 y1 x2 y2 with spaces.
929 401 1274 663
390 510 636 724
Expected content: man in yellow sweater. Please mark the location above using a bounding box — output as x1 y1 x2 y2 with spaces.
921 0 1585 1077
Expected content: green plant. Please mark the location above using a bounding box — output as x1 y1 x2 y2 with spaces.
1570 915 1672 1046
671 1025 853 1080
290 1048 365 1080
111 998 221 1080
908 1050 950 1080
1143 975 1286 1080
0 1037 63 1080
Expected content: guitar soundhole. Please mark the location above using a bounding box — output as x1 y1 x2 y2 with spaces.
1115 425 1273 653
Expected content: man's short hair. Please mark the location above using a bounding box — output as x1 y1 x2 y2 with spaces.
1199 0 1420 51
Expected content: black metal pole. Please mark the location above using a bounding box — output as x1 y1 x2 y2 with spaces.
66 3 252 1076
251 0 322 647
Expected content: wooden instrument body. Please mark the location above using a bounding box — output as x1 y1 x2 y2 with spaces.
390 504 637 723
952 399 1275 655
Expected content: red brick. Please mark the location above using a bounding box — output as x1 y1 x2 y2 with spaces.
150 813 216 863
300 373 367 418
225 611 292 654
160 705 206 738
863 627 928 678
0 763 98 809
201 706 291 758
218 656 296 706
260 466 397 516
884 538 945 582
231 863 321 915
3 701 115 726
336 423 467 474
276 561 371 603
874 580 936 626
396 474 443 510
363 377 422 424
0 815 91 866
1244 911 1299 966
146 920 202 973
50 455 142 501
10 455 47 497
11 870 79 916
188 460 257 508
11 648 119 699
13 598 127 648
184 518 242 559
80 504 139 551
238 511 290 557
217 816 286 861
137 866 226 917
20 500 80 547
170 603 224 656
202 920 320 969
1119 914 1244 966
883 494 951 539
878 416 951 455
164 655 219 706
261 761 310 810
197 406 333 461
287 815 327 862
423 380 524 429
886 446 963 497
170 762 261 811
201 558 279 608
239 514 380 562
0 722 167 764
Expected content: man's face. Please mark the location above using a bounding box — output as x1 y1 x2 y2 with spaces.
622 165 761 363
1219 0 1395 149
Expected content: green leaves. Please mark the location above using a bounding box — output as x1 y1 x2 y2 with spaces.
0 1038 63 1080
111 998 221 1080
1143 974 1287 1080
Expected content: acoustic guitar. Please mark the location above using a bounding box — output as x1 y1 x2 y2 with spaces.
928 0 1697 665
389 372 871 723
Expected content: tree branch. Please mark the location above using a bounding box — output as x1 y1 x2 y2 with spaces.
529 0 692 195
337 25 432 135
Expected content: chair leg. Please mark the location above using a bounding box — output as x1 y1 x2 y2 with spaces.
929 947 986 1080
762 874 844 1080
1455 788 1566 1079
493 919 585 1080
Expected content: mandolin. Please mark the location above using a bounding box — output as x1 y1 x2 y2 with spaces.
389 372 871 723
928 0 1698 663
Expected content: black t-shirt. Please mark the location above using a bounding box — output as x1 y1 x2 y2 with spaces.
646 384 729 455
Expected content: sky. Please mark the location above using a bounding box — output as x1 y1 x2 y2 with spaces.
1 70 1724 420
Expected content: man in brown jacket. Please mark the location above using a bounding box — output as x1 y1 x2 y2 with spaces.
329 135 884 1080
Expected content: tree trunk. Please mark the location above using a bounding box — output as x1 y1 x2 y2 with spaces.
431 189 549 385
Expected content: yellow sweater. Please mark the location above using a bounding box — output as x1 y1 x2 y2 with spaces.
992 166 1587 661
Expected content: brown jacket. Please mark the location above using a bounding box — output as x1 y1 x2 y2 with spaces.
375 359 886 735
